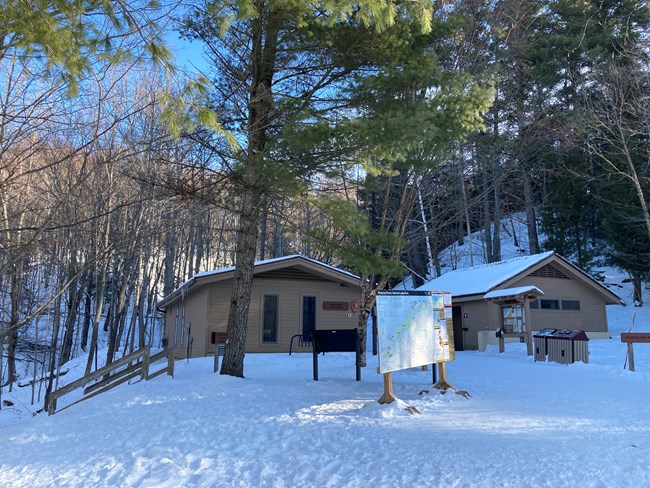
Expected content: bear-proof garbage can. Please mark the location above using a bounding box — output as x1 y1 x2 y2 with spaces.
533 329 589 364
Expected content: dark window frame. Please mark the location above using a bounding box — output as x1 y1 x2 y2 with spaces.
261 293 280 344
530 299 581 311
561 300 581 311
540 299 561 310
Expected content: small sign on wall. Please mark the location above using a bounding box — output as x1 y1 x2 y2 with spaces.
323 301 349 311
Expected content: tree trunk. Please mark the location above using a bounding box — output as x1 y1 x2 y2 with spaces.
220 0 280 377
80 274 93 352
523 169 540 254
479 145 493 262
59 278 80 365
5 262 22 390
220 186 262 378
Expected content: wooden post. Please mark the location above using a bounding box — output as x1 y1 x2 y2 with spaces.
499 328 505 353
378 372 397 404
627 343 635 372
140 347 151 381
214 346 220 373
167 349 175 378
433 361 455 391
48 397 57 416
523 298 533 356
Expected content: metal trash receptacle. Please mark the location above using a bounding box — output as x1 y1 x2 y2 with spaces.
533 328 554 362
533 329 589 364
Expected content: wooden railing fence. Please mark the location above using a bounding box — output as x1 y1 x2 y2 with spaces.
47 346 174 415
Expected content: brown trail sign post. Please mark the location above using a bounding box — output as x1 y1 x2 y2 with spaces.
375 290 460 407
621 332 650 372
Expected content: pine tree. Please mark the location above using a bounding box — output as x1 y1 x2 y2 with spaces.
180 0 436 377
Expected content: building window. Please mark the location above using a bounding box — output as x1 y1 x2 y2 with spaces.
302 296 316 340
561 300 581 311
540 299 560 310
174 305 179 346
262 294 279 344
531 299 580 311
180 303 186 346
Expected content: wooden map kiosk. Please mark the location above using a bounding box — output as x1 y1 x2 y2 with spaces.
483 286 544 356
375 290 456 404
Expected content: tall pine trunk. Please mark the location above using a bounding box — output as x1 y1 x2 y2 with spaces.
220 187 262 377
220 1 279 377
523 169 540 254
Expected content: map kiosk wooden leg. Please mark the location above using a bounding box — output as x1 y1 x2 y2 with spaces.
499 331 505 353
433 362 455 391
378 372 397 404
432 364 436 385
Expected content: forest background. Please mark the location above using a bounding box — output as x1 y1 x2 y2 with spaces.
1 0 649 406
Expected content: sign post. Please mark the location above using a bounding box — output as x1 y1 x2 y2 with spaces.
621 332 650 371
378 372 397 404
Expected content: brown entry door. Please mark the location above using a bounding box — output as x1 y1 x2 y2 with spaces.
452 305 464 351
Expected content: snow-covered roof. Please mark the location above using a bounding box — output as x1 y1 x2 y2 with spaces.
483 286 544 300
189 254 359 283
158 255 359 309
417 251 554 297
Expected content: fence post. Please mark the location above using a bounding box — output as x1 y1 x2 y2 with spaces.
167 348 175 377
141 346 151 381
48 396 57 416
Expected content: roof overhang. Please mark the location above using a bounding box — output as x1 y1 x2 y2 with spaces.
483 286 544 304
157 255 360 310
500 254 623 305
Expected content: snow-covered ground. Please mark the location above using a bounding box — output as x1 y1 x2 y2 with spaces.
2 219 649 487
1 267 649 487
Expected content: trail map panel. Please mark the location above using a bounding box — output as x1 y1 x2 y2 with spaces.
376 291 454 374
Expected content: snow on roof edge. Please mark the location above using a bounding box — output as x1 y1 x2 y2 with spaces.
416 251 555 296
158 255 359 308
483 286 544 300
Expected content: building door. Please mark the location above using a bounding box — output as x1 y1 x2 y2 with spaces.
302 296 316 340
452 305 464 351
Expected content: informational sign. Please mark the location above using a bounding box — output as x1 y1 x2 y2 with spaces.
376 290 455 374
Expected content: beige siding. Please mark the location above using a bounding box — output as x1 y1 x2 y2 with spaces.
456 275 611 350
204 278 361 355
511 276 609 333
205 282 231 354
456 301 502 350
164 287 209 359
